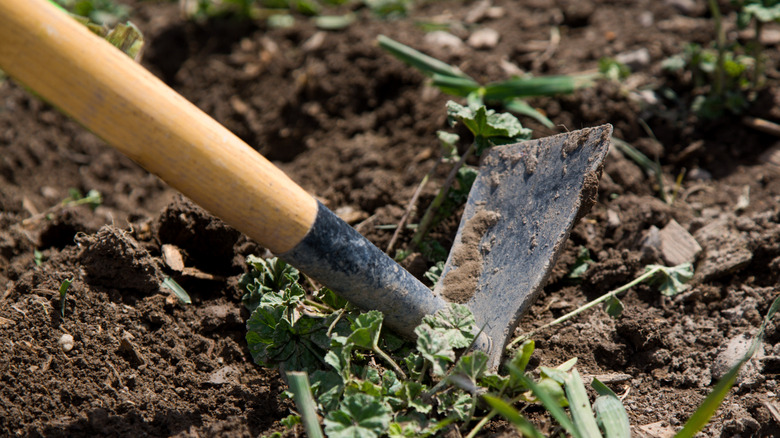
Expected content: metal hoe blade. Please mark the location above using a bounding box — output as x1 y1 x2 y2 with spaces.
433 125 613 370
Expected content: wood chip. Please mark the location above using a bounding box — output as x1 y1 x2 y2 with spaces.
658 219 702 266
161 244 185 271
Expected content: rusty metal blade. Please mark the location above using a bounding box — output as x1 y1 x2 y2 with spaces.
434 125 613 370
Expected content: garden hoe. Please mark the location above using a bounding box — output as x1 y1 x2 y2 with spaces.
0 0 612 370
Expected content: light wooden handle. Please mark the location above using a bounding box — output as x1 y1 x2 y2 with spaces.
0 0 318 254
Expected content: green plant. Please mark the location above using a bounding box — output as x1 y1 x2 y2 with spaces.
62 188 103 210
734 0 780 88
242 256 633 437
509 263 694 348
182 0 409 28
48 0 143 59
59 278 73 316
409 102 530 251
378 35 596 128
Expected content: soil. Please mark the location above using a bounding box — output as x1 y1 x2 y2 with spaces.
2 0 780 436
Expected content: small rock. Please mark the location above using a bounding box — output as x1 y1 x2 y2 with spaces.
467 28 500 49
207 365 240 385
161 244 185 272
59 334 74 352
334 206 368 225
694 215 753 281
615 48 651 69
687 167 712 181
711 333 764 386
657 219 701 265
424 31 466 55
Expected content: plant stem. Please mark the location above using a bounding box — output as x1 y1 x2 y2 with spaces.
411 142 477 249
506 266 662 349
373 345 407 380
708 0 725 96
753 19 764 89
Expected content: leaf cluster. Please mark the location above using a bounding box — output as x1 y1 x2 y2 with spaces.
241 256 633 437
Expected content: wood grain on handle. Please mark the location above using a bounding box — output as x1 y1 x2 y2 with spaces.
0 0 318 254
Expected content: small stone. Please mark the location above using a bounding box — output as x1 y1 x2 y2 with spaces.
161 244 185 272
58 334 74 352
615 48 651 69
424 31 466 55
694 215 753 281
467 28 500 49
657 219 702 265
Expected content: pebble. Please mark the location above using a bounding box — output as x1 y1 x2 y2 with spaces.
615 48 651 69
467 28 500 49
58 334 74 352
424 31 466 55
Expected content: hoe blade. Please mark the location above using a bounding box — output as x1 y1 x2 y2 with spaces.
433 125 612 370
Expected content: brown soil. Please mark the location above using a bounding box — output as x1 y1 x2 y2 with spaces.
2 0 780 436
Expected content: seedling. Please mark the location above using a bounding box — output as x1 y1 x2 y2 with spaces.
162 277 192 304
59 278 73 316
62 188 103 210
508 263 694 348
378 35 597 128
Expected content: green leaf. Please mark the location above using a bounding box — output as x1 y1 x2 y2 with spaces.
323 393 392 438
435 390 473 421
401 381 432 414
568 246 593 280
162 276 191 304
423 261 445 287
744 2 780 22
310 370 344 412
347 310 383 350
240 256 300 312
483 395 545 438
451 351 488 385
503 98 555 128
592 379 631 438
604 295 624 318
513 369 582 438
286 372 324 438
445 101 531 143
646 262 694 296
482 75 583 100
59 278 73 316
419 303 477 349
414 325 454 376
674 294 780 437
430 73 481 97
537 377 568 407
377 35 473 80
565 369 602 438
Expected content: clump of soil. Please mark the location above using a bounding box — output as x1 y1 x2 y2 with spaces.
441 209 501 303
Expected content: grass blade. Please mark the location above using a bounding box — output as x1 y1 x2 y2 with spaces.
564 369 602 438
377 35 473 80
482 395 545 438
503 99 554 128
162 276 191 304
431 73 481 97
674 294 780 437
482 75 592 100
592 379 630 438
514 369 582 438
287 371 324 438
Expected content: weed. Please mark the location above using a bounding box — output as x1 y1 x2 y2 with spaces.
162 277 191 304
59 278 73 317
409 102 530 250
49 0 143 59
62 188 103 210
378 35 596 128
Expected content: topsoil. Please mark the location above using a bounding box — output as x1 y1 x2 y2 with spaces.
2 0 780 436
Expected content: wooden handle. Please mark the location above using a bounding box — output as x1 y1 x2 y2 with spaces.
0 0 318 254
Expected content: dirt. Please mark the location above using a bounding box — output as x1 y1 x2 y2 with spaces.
2 0 780 436
441 208 501 303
